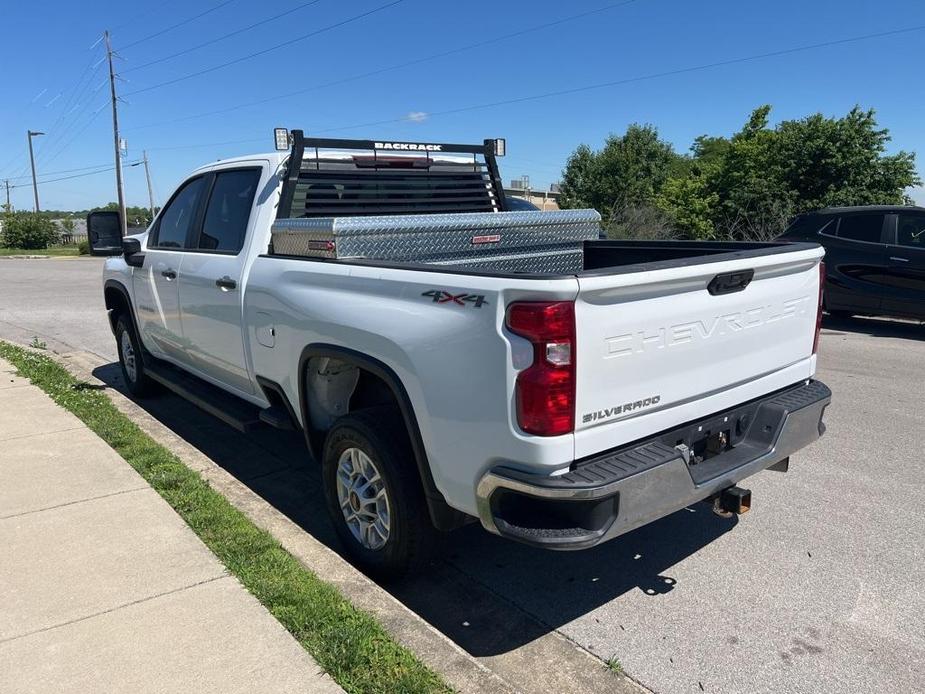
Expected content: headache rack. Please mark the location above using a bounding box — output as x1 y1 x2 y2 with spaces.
276 130 508 219
270 130 602 274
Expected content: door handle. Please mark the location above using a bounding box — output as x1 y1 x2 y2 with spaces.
215 276 237 290
161 269 177 280
889 256 910 263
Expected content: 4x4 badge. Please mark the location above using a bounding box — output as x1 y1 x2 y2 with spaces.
421 290 488 308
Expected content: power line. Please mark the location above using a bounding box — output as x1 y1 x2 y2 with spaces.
35 63 106 167
143 23 925 153
36 166 121 185
123 0 642 131
111 0 186 33
122 0 407 97
37 99 110 170
313 22 925 134
0 41 104 177
6 162 141 189
146 137 264 152
118 0 239 51
5 162 118 181
31 38 110 169
123 0 326 73
40 54 102 139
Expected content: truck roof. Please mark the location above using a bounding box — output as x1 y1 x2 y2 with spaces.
192 152 288 174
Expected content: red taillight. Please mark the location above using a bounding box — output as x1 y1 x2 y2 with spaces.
506 301 575 436
813 261 825 355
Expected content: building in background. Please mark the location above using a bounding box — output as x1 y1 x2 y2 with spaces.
504 176 562 210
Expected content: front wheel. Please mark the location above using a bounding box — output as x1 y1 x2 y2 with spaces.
322 408 435 579
115 315 156 397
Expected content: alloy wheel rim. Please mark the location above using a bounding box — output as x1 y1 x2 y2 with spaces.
120 331 137 383
335 447 391 550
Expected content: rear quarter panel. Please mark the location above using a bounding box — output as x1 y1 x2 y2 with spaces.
243 257 579 515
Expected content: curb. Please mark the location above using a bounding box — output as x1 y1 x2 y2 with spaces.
57 347 650 694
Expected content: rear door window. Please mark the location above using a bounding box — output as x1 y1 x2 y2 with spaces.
895 213 925 249
785 215 834 237
197 169 261 253
837 214 884 243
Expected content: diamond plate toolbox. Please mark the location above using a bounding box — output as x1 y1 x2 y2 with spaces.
270 209 602 271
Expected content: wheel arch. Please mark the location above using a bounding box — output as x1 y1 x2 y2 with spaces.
297 343 468 531
103 280 136 336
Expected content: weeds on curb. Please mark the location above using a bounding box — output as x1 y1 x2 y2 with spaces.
605 656 623 674
0 341 452 694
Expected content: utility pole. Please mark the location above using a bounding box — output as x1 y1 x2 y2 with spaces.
3 179 10 211
142 150 156 220
27 130 44 212
104 30 127 237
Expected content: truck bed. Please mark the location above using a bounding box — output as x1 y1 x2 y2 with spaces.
268 236 820 279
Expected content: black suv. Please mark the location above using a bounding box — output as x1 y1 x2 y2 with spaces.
779 205 925 321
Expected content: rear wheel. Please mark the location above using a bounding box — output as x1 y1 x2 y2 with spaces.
115 315 156 397
322 408 435 579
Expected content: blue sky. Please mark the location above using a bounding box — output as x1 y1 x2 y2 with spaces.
1 0 923 211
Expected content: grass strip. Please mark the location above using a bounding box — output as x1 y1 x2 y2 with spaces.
0 246 81 256
0 341 451 694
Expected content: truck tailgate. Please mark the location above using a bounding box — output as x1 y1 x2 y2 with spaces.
573 245 824 459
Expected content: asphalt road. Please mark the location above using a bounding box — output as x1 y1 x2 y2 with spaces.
1 257 923 694
0 257 114 359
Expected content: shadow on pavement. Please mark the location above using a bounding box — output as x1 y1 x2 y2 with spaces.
93 360 736 657
822 313 923 340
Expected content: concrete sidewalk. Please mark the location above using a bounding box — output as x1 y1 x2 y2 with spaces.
0 358 342 694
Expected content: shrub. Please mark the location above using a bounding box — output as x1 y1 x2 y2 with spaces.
1 212 60 249
78 240 90 255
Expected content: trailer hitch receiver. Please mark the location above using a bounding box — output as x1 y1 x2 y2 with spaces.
712 486 751 517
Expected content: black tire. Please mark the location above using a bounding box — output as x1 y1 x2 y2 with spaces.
322 408 435 579
115 315 157 397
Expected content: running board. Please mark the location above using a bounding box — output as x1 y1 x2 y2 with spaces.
146 361 263 433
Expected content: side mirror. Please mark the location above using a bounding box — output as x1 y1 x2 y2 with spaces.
87 210 123 256
122 237 145 268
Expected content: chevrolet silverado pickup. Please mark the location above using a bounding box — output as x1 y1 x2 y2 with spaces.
89 130 831 577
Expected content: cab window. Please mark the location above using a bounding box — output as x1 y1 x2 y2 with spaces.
150 177 206 249
197 169 261 253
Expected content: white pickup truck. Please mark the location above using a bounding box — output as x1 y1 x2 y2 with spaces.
90 131 831 577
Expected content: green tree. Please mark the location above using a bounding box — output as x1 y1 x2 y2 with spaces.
700 105 796 240
559 124 682 215
690 135 730 167
560 105 919 241
655 174 719 240
771 106 918 209
1 212 60 249
707 106 919 239
558 144 596 210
